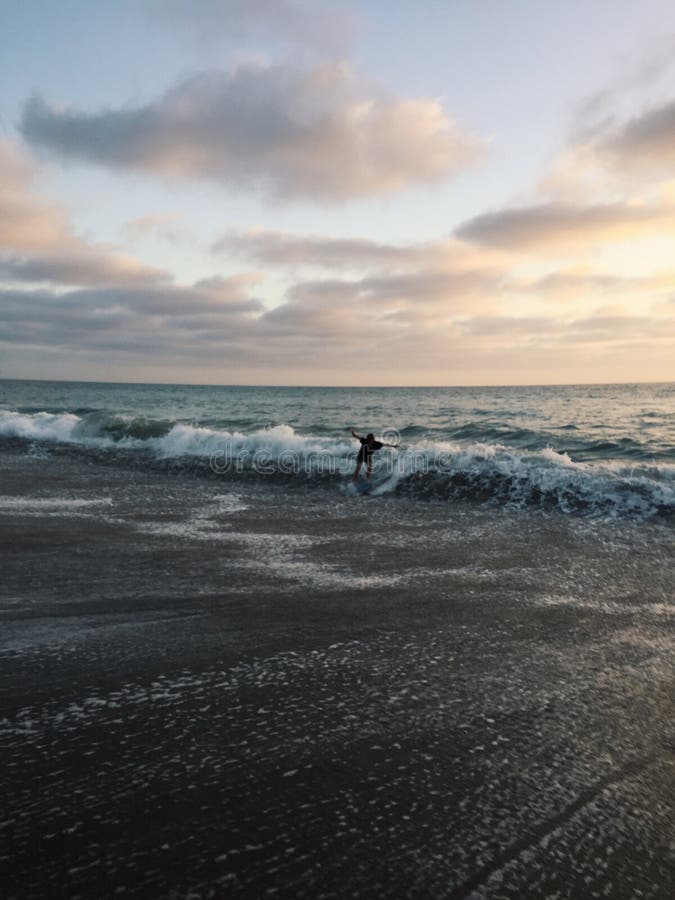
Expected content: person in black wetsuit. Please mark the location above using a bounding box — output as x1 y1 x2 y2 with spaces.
349 428 399 482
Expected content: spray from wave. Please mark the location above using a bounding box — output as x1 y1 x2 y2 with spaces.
1 409 673 519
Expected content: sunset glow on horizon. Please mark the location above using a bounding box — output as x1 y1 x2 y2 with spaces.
1 0 674 386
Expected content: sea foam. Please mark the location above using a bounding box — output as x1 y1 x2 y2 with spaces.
1 409 673 518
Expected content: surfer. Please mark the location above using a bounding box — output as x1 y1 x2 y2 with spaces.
349 428 398 481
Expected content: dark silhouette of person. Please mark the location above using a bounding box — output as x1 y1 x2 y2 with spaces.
349 428 398 482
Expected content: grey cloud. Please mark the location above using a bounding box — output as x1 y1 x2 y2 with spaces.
213 229 419 269
286 268 504 311
254 266 505 343
258 302 363 339
600 97 675 169
120 214 195 246
572 36 675 137
4 281 673 382
567 313 657 335
21 64 484 202
456 316 558 337
353 270 501 305
455 201 672 250
0 252 167 287
453 313 675 349
285 278 367 304
0 279 262 350
0 282 340 365
213 229 508 274
68 280 264 317
0 287 262 365
512 269 675 301
562 93 675 189
521 271 633 295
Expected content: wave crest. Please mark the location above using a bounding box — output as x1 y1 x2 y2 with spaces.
1 409 673 518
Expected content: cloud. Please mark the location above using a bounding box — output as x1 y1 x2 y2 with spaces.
0 277 263 358
120 213 195 246
542 91 675 203
214 227 675 331
1 141 670 383
213 228 513 276
286 268 502 313
455 315 560 338
572 35 675 136
598 97 675 173
468 62 675 247
572 33 675 144
507 317 674 375
0 252 167 287
0 225 507 373
514 268 675 301
455 201 674 252
557 311 675 349
0 139 74 251
21 63 484 202
0 139 166 287
4 272 673 384
213 228 416 269
451 311 675 351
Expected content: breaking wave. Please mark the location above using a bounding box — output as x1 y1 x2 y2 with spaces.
1 409 673 519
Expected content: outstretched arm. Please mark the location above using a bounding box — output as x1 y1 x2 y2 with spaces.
383 442 399 448
349 428 362 440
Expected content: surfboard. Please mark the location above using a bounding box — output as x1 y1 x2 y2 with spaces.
347 473 395 496
345 478 368 495
346 477 372 496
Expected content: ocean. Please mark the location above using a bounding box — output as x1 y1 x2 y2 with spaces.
1 378 673 898
2 379 674 517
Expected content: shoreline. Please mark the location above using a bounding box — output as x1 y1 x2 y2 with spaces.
1 449 673 898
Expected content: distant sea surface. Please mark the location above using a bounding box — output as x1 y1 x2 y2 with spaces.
1 379 673 518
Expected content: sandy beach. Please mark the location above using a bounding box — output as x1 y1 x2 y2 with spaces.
1 444 673 899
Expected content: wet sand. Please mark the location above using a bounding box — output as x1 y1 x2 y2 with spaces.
1 448 673 898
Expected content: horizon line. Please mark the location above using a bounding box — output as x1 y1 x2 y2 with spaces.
1 376 673 390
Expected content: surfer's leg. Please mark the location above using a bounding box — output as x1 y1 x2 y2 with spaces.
353 461 362 481
366 461 373 479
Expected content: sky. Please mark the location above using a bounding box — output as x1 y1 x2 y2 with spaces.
1 0 675 386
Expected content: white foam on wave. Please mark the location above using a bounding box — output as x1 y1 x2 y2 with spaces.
210 493 249 512
0 495 113 511
536 593 675 619
401 438 675 516
222 531 487 592
2 410 673 516
0 410 83 442
130 492 249 541
151 421 353 469
134 519 231 541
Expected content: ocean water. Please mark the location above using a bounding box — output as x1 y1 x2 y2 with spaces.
1 379 674 517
